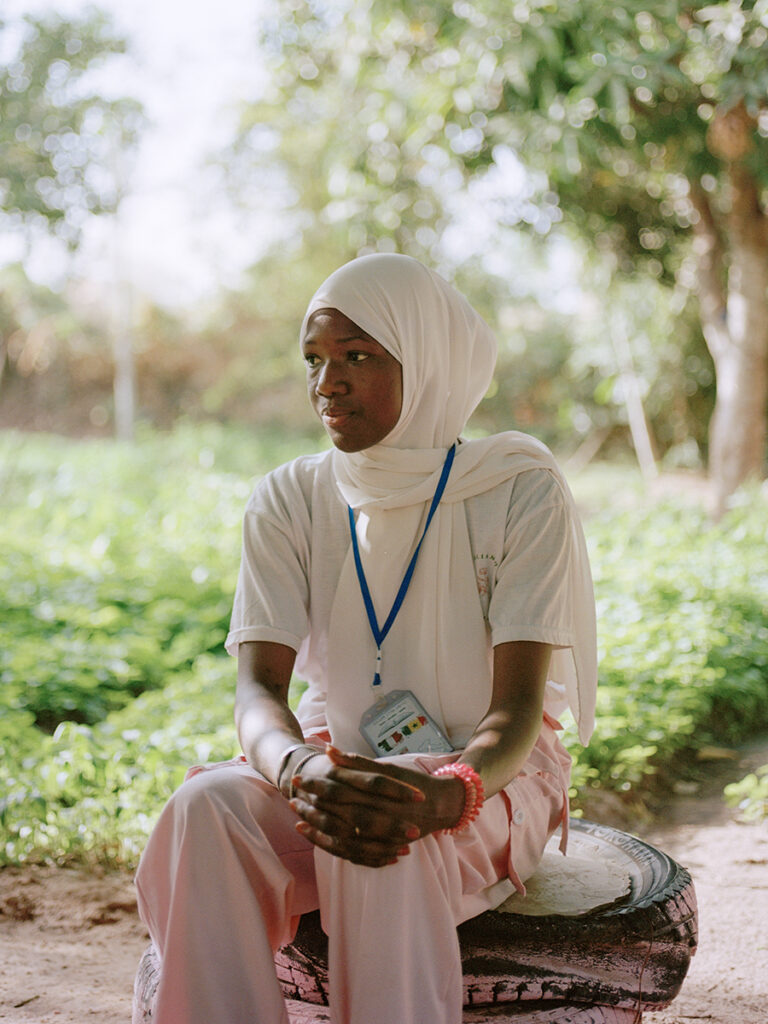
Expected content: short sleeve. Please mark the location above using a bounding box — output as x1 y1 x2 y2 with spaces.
488 469 577 649
225 469 312 656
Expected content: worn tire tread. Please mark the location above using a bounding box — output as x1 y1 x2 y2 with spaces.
133 820 696 1022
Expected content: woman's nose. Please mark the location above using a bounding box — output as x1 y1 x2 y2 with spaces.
315 361 348 396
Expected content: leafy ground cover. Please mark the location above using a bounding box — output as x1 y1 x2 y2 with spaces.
565 485 768 801
1 427 766 866
724 763 768 822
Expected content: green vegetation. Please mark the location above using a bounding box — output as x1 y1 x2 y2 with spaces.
1 426 246 732
724 764 768 823
1 427 766 866
566 485 768 799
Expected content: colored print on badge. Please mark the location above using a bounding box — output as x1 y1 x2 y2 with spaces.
360 689 454 757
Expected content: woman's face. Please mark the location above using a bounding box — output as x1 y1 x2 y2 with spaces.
302 307 403 452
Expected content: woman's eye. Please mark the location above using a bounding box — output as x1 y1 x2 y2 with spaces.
347 351 369 363
304 354 319 367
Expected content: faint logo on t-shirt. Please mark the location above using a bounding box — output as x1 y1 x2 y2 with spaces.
473 553 497 620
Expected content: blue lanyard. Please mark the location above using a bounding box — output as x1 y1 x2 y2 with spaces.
347 443 456 687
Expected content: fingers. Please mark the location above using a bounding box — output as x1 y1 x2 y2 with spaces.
291 795 416 868
328 746 428 795
287 745 429 867
316 746 426 803
296 820 406 867
294 768 423 821
290 793 419 846
325 745 376 770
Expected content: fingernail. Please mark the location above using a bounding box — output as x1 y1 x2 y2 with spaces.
406 825 420 840
398 846 411 856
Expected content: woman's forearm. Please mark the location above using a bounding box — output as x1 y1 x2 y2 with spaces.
459 703 544 798
235 684 307 785
234 641 314 792
456 640 552 799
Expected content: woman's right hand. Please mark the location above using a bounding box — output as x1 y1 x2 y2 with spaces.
289 748 427 868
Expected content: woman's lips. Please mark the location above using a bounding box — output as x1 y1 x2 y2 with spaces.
322 408 354 427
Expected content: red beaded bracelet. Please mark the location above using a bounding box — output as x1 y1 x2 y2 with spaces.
432 762 485 834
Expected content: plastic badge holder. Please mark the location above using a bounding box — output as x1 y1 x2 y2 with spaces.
360 689 454 756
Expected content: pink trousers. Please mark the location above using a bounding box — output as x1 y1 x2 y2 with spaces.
135 735 568 1024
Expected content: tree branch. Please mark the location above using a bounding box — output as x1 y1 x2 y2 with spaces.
689 185 729 362
726 162 768 361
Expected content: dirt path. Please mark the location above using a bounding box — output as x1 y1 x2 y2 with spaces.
1 743 766 1024
637 737 768 1024
0 865 147 1023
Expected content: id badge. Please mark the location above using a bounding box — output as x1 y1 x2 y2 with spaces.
360 689 454 757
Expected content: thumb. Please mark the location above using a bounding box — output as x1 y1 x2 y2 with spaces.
326 745 375 770
327 745 427 799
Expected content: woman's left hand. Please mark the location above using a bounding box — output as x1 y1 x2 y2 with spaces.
290 745 465 866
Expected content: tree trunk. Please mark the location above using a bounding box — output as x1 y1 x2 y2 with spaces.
610 312 657 483
113 312 135 442
109 129 135 442
710 167 768 515
691 168 768 517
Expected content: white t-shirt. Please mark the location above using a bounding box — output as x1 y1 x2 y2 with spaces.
226 450 577 745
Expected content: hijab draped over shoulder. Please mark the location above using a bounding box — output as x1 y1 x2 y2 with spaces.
300 253 597 749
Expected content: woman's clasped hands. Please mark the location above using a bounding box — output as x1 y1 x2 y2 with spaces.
289 745 466 868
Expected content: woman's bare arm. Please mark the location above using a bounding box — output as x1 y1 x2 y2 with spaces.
459 639 552 797
235 640 306 790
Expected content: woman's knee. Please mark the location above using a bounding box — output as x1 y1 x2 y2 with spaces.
162 762 275 836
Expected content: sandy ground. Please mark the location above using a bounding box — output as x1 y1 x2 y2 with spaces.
638 770 768 1024
1 741 766 1024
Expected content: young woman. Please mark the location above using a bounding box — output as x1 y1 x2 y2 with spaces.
136 253 597 1024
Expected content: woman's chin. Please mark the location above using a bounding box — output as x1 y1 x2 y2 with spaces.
329 434 367 453
323 422 383 453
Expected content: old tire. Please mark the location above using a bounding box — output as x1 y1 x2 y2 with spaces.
275 820 696 1014
283 998 643 1023
135 969 643 1024
134 820 697 1023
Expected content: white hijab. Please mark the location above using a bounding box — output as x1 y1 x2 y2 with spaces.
301 253 597 749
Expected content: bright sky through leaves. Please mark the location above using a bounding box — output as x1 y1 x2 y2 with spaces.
1 0 272 306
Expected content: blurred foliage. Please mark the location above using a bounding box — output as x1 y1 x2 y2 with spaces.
227 0 768 493
242 0 768 275
0 252 715 465
565 484 768 799
0 424 321 731
0 428 766 865
0 657 241 868
8 2 758 472
0 8 142 245
724 763 768 822
455 250 715 463
0 263 114 431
